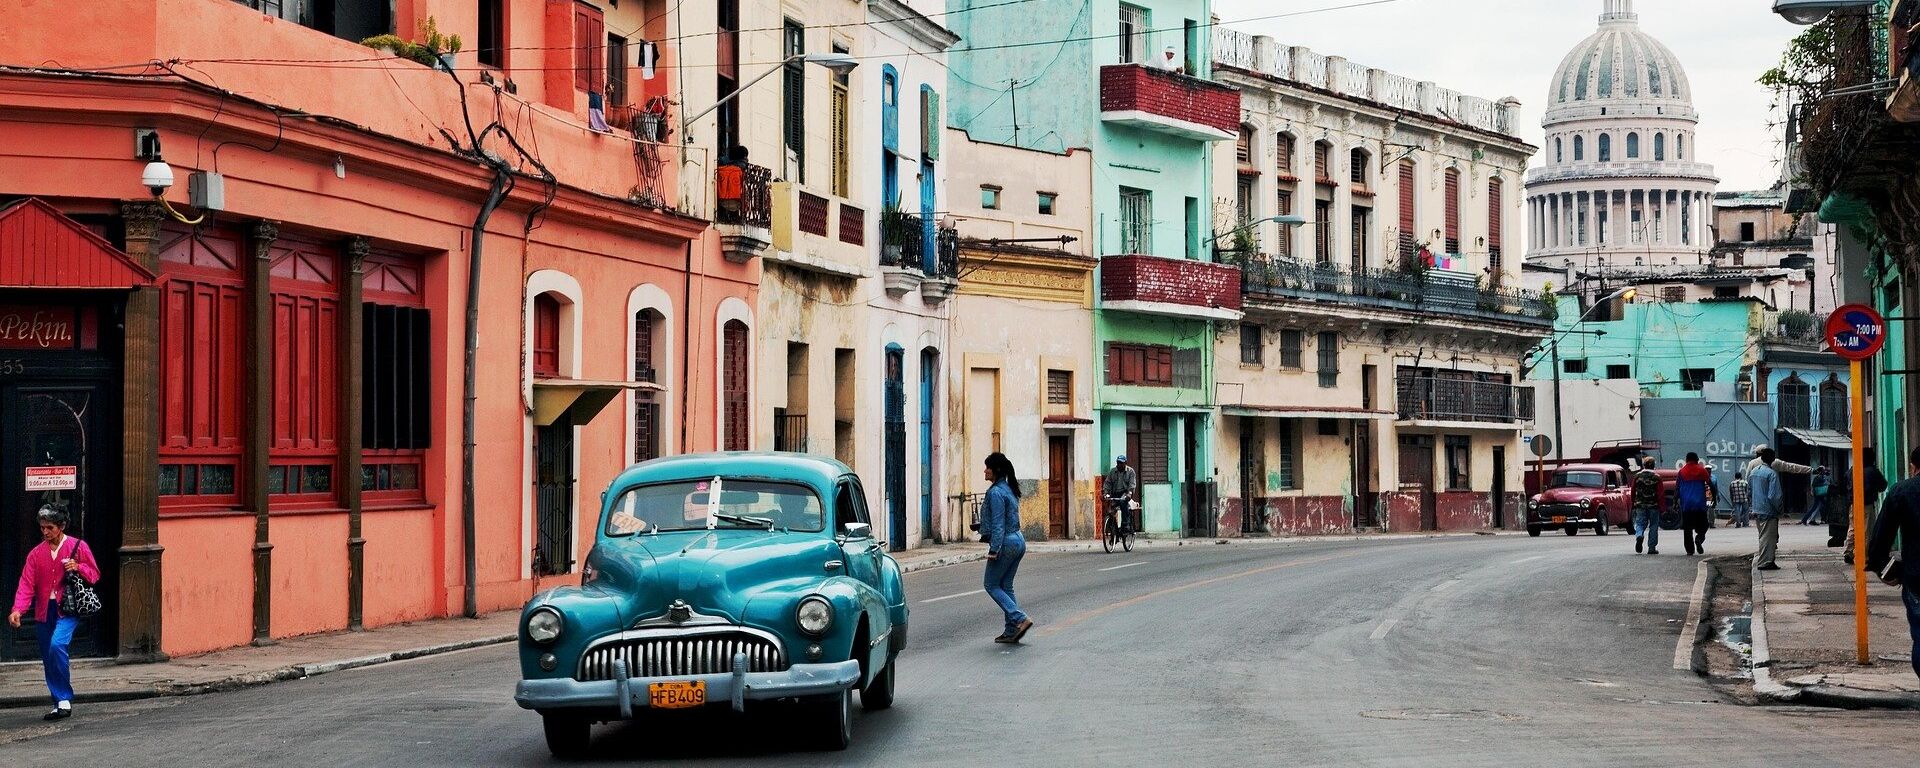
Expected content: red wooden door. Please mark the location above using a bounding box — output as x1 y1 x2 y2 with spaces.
1047 436 1070 539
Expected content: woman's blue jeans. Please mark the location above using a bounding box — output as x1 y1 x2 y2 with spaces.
36 599 76 704
984 537 1028 633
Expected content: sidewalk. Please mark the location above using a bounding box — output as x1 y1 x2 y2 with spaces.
0 529 1490 709
1750 523 1920 709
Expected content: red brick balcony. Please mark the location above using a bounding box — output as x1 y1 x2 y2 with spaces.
1099 254 1243 321
1099 64 1241 142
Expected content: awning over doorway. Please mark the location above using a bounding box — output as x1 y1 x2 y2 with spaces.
0 198 156 289
1778 427 1851 451
1221 405 1394 420
531 378 660 426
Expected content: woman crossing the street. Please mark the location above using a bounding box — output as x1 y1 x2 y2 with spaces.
980 453 1034 644
9 507 101 721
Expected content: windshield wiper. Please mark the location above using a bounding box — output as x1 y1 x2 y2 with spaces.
711 512 774 530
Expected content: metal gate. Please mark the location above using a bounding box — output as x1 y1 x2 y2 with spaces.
534 417 574 576
1398 435 1436 531
1239 419 1266 533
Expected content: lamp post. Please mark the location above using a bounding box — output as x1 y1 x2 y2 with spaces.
1526 286 1637 460
682 53 860 144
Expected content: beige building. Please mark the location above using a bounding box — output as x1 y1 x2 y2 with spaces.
1210 29 1550 533
943 128 1101 542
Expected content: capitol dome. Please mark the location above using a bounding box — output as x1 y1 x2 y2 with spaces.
1523 0 1717 270
1546 0 1695 121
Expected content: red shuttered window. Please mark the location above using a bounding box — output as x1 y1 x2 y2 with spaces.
158 226 245 511
722 320 749 451
1397 161 1417 265
574 2 606 93
1443 168 1460 255
533 294 561 378
269 239 341 505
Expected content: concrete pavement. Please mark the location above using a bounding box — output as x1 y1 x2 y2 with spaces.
6 531 1920 765
1747 523 1920 709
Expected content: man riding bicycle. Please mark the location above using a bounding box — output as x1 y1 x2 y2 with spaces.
1103 455 1138 535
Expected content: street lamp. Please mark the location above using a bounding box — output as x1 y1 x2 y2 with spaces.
1525 286 1636 460
1771 0 1877 25
682 53 860 143
1210 213 1307 252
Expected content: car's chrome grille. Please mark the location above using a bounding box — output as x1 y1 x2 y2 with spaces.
577 632 786 681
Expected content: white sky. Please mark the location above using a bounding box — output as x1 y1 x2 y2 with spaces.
1210 0 1812 190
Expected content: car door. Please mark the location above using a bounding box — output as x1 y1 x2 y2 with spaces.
835 477 883 588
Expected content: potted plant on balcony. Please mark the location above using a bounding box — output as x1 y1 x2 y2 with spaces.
361 17 462 70
880 203 912 267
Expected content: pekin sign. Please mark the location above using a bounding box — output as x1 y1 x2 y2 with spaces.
0 306 81 350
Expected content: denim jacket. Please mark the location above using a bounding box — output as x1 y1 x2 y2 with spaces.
982 480 1023 556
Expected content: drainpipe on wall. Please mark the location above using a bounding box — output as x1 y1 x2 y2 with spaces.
681 240 694 453
463 168 511 619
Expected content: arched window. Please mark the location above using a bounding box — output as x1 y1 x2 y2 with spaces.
1676 134 1685 160
1653 133 1666 161
1778 376 1812 430
1555 137 1564 163
1573 135 1585 161
1819 378 1849 431
1625 132 1639 159
1598 133 1612 162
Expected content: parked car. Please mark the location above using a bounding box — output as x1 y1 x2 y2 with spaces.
1527 463 1680 537
514 453 909 757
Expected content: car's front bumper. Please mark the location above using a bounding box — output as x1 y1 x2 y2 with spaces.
515 656 860 717
1530 508 1601 526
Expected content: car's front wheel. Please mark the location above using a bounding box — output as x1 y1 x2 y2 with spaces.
813 687 853 751
1527 526 1541 537
541 713 591 760
861 655 896 711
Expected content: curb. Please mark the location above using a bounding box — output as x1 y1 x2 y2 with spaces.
1749 557 1800 703
0 633 516 710
1792 683 1920 710
1680 555 1739 675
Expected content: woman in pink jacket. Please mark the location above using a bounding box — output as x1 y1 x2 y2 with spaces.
9 507 100 720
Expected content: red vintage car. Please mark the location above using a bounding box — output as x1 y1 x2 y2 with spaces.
1526 464 1679 537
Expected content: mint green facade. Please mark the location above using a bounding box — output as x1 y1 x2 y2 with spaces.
949 0 1222 535
1533 296 1762 397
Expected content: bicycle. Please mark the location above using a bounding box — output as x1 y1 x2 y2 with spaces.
1102 495 1135 554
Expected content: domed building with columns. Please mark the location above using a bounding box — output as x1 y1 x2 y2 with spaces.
1525 0 1718 275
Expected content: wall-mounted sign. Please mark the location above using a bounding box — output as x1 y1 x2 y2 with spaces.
0 306 83 350
25 465 77 491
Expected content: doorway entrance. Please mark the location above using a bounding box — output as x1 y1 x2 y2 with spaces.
1491 446 1507 529
1398 435 1436 531
0 300 123 662
883 347 906 551
1047 435 1071 539
533 417 575 576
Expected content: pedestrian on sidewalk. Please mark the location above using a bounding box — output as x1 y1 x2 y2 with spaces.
8 507 100 721
1729 471 1751 528
1752 449 1787 570
1679 453 1712 555
1864 447 1920 681
1802 466 1830 526
1844 455 1890 563
1632 456 1663 555
1749 448 1812 524
981 452 1033 644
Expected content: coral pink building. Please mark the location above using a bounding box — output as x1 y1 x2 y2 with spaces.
0 0 751 660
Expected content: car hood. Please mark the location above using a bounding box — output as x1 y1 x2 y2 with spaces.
592 529 836 624
1537 487 1606 504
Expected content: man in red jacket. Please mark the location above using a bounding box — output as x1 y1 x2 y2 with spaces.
1678 453 1713 555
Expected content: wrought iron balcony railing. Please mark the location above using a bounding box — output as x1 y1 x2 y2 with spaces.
1231 257 1554 326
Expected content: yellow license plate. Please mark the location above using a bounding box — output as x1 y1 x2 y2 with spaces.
648 681 706 709
1551 516 1566 524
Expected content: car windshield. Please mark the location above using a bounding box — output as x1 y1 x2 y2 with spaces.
1552 471 1606 489
604 479 825 535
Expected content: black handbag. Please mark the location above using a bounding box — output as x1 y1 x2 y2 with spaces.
57 541 101 619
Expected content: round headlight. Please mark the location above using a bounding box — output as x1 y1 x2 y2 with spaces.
527 607 563 644
796 596 834 637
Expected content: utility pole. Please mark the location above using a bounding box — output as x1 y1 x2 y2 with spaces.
1550 338 1565 462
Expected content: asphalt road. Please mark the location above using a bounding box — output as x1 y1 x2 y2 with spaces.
5 530 1919 767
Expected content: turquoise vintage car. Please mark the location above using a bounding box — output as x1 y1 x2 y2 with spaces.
513 453 909 756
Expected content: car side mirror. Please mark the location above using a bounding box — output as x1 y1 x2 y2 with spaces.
841 522 873 540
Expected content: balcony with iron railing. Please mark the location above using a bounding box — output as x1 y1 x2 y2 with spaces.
880 211 961 304
1396 372 1536 425
1231 256 1554 328
715 162 773 263
1098 64 1241 142
772 409 808 454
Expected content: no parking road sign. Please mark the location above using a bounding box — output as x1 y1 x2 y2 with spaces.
1826 304 1886 361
